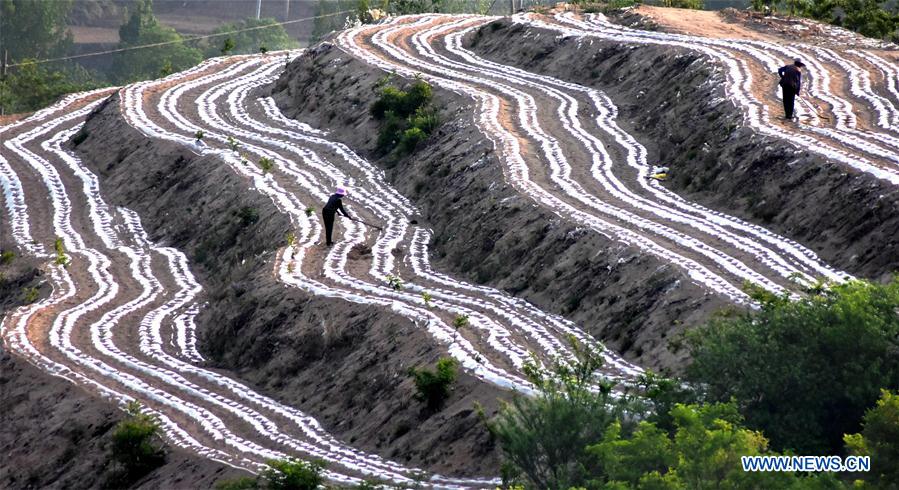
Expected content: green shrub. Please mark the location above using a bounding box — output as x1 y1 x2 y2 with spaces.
261 458 324 490
110 401 165 485
410 357 457 410
221 37 236 55
421 291 433 307
304 206 315 217
375 110 405 154
236 207 260 227
686 278 899 454
22 286 39 304
588 402 836 489
398 126 427 154
0 250 15 265
371 79 439 155
194 130 204 141
259 157 275 174
845 390 899 486
386 273 404 291
53 237 68 266
662 0 703 8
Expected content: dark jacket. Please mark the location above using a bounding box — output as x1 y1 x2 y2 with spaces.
323 194 350 217
778 65 802 93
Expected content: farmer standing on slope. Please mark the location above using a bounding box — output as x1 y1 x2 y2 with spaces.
322 187 352 247
778 58 805 120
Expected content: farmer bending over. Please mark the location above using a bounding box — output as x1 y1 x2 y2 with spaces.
322 187 351 247
778 58 805 120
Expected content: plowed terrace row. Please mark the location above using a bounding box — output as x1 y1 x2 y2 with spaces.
2 11 898 487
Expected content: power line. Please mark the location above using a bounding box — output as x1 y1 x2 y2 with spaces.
8 9 354 68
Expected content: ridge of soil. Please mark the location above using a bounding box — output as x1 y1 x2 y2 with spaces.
72 95 502 477
467 18 899 281
0 245 247 489
271 42 730 372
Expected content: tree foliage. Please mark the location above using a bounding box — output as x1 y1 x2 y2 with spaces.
845 390 899 487
202 18 298 58
686 279 899 455
0 0 73 61
113 0 202 83
410 357 457 410
487 338 629 489
0 60 94 113
589 403 841 489
110 401 166 485
261 458 325 490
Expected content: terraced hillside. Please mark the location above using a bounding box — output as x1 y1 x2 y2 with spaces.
3 8 899 488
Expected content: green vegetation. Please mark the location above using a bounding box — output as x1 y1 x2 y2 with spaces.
421 290 433 307
228 136 240 152
0 250 15 265
750 0 899 41
22 286 39 304
686 279 899 455
0 0 73 62
488 339 627 488
452 313 469 330
109 401 166 486
194 129 205 141
218 458 325 490
113 0 203 84
259 157 275 174
236 206 260 227
202 17 297 58
386 273 404 291
53 237 68 266
588 402 837 489
845 390 899 487
0 60 96 114
487 337 848 489
371 78 440 155
410 357 457 410
304 206 315 217
285 231 296 246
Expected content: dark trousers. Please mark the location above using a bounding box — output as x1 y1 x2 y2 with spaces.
782 87 797 119
323 209 336 245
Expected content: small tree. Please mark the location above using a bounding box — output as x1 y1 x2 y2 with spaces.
286 231 296 246
421 291 433 307
110 401 166 485
410 357 457 410
487 338 628 489
194 130 205 141
227 136 239 152
686 279 899 455
259 44 269 55
221 36 236 55
386 273 403 291
22 286 39 303
845 390 899 486
304 206 315 217
258 157 274 174
261 458 325 490
54 237 68 266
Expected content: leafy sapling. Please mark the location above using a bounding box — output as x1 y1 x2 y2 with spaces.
304 206 315 217
421 291 433 307
194 130 204 141
386 274 403 291
258 157 274 174
227 136 239 152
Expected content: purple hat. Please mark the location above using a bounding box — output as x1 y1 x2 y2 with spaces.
335 187 347 196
